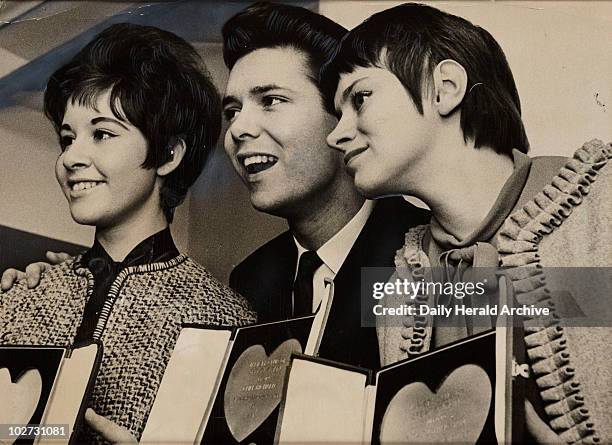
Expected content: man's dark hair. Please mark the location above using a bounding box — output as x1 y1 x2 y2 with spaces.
222 1 346 105
322 3 529 155
44 23 221 222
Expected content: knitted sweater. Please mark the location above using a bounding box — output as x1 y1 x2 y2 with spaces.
0 254 256 443
379 140 612 443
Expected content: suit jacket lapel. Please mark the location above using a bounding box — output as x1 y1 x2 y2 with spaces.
231 231 297 322
263 232 297 321
318 198 415 368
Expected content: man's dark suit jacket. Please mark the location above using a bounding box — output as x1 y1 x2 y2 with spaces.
229 197 430 370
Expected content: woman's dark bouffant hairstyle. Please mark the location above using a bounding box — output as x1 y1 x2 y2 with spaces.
222 1 346 107
322 3 529 155
44 23 221 222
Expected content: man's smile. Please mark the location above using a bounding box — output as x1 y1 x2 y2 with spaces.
239 153 279 175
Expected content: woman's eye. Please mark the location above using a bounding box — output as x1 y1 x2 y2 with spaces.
93 129 114 141
352 90 372 110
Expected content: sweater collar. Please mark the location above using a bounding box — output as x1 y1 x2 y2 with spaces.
430 149 532 250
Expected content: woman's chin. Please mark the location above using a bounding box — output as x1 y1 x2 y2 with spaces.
69 210 101 227
354 175 386 199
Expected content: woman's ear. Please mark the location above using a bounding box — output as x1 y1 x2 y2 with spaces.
432 59 468 116
156 138 186 177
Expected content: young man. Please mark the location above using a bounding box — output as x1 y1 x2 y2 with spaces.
221 2 428 369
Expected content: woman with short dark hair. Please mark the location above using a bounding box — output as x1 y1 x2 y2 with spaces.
0 23 255 443
324 3 611 443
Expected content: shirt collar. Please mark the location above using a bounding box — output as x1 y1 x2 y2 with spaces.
81 226 178 273
294 200 375 275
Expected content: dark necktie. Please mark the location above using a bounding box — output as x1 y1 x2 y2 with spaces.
293 251 323 317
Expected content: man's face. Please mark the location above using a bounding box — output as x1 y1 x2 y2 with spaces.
223 47 343 218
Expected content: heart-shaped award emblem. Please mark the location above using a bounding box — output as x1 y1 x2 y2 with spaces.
224 339 302 442
380 364 491 444
0 368 42 432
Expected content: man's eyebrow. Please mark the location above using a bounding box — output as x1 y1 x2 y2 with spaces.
91 116 129 130
338 76 369 106
223 84 296 108
250 84 295 95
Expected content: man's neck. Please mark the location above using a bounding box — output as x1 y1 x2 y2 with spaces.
289 185 365 251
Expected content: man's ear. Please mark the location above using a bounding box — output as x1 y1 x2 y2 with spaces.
156 138 186 177
432 59 468 116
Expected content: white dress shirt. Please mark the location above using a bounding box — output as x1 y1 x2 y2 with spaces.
293 200 375 352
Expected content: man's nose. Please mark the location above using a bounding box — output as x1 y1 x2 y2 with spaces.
229 107 261 142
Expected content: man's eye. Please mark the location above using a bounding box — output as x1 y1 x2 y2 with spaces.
224 108 240 122
60 135 74 151
352 91 372 110
93 129 115 141
262 96 284 108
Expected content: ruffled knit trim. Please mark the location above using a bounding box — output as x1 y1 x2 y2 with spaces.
74 254 188 341
393 225 433 357
499 140 611 444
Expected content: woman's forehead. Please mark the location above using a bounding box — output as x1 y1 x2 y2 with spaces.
64 88 128 125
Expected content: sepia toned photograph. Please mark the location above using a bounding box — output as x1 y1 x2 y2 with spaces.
0 1 610 443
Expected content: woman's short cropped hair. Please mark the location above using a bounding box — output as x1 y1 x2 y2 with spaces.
322 3 529 155
44 23 221 222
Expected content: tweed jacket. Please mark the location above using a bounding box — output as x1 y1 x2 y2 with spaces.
0 254 256 443
379 140 612 443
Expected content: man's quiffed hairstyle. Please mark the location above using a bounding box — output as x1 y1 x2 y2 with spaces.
222 1 346 104
322 3 529 155
44 23 222 222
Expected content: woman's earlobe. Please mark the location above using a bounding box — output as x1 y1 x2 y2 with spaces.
157 138 186 177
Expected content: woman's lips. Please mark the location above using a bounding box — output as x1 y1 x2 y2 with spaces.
68 180 104 197
70 181 103 192
343 147 368 166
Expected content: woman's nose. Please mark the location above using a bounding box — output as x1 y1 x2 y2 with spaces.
326 115 357 152
61 138 92 170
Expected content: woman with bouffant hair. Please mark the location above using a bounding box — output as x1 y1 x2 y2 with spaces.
0 23 255 443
